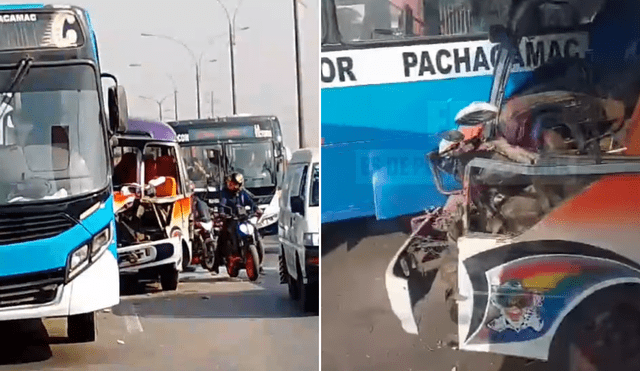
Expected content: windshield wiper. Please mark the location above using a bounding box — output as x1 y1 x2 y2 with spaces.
0 57 34 119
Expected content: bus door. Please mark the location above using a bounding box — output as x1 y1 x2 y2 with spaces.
206 145 225 195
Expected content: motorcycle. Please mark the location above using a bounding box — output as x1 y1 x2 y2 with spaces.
218 204 261 281
191 197 219 272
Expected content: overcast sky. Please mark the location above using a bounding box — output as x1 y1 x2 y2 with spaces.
17 0 319 150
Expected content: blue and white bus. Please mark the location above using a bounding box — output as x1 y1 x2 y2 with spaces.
0 4 129 342
321 0 593 223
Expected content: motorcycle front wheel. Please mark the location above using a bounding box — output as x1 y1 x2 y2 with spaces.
202 239 217 271
245 244 260 281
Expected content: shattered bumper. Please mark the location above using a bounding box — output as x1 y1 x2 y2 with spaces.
117 237 182 273
385 235 446 335
385 242 421 334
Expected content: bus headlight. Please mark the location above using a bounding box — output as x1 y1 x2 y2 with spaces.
68 245 90 280
67 223 114 281
91 223 113 260
303 233 319 247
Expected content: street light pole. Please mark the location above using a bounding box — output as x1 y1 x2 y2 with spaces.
210 91 215 117
195 62 201 119
139 95 170 121
141 33 202 119
167 73 179 121
292 0 305 148
216 0 247 115
130 64 181 121
228 22 236 115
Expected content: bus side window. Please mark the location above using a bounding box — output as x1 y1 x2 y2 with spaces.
299 165 309 201
282 164 298 209
332 0 511 42
0 98 16 146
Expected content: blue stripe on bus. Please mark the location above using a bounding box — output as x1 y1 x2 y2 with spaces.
321 126 455 223
0 196 116 277
320 70 535 223
84 11 98 60
0 4 44 10
79 195 117 258
321 72 533 140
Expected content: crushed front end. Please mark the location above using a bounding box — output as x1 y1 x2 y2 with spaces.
386 47 640 361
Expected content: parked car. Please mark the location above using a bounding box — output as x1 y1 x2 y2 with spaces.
278 147 319 312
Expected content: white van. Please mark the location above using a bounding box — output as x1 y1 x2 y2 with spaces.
278 147 319 312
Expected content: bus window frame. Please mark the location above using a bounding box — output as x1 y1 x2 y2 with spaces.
324 0 514 47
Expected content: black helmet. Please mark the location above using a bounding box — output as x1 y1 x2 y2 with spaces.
227 172 244 189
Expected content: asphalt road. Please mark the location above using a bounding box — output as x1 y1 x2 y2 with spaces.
0 236 319 371
321 218 552 371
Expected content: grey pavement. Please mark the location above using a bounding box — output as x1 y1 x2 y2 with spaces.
321 218 550 371
0 236 319 371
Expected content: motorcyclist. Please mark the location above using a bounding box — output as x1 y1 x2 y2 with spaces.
215 172 265 275
191 194 215 272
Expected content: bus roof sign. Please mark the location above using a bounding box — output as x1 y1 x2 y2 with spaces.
0 10 85 51
187 125 273 142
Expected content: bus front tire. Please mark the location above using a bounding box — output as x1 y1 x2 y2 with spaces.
160 266 179 291
68 312 96 343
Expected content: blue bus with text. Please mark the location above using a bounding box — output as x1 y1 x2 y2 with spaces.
0 4 129 342
321 0 604 224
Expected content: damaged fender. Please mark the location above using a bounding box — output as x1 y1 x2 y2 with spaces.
385 212 453 334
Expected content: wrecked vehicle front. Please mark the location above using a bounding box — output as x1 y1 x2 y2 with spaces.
386 0 640 367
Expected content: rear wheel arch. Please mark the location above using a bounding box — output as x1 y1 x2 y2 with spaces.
170 227 190 266
546 280 640 364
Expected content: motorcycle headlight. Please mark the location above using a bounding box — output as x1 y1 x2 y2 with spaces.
67 223 114 281
303 232 319 247
239 223 250 235
200 221 213 231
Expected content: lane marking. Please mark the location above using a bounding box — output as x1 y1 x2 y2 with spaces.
123 302 144 333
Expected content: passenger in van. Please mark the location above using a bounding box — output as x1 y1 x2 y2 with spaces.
216 172 265 275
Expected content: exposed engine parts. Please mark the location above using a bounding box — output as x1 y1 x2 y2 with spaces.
402 82 637 278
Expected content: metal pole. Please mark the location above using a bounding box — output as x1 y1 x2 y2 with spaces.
158 102 163 121
140 34 200 120
229 23 237 115
174 90 179 120
196 63 201 119
292 0 305 148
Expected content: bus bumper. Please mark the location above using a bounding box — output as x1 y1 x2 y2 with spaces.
117 237 182 273
257 192 280 235
0 246 120 321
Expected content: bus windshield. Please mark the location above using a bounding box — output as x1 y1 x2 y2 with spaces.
311 163 319 207
0 64 107 205
181 145 225 189
225 142 275 188
331 0 511 43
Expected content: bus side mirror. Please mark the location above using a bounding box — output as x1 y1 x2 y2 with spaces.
102 73 129 134
108 85 129 133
